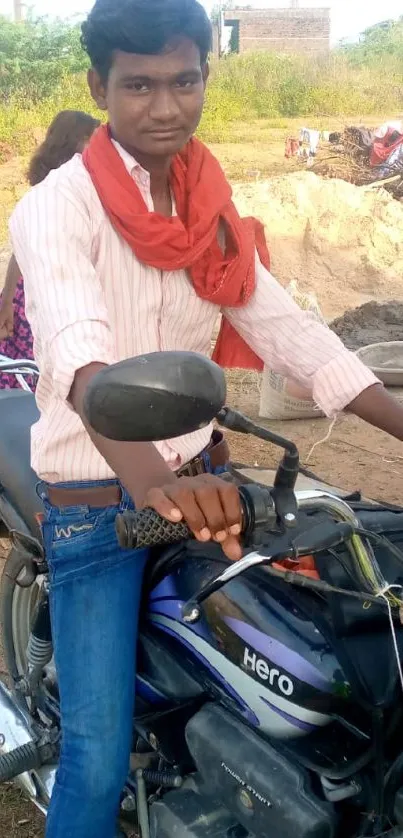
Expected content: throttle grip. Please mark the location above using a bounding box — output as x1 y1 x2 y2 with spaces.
116 508 192 549
116 484 273 550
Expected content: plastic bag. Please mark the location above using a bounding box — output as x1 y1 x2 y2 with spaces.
259 281 325 420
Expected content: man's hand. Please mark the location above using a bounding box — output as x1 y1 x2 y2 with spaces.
0 300 14 339
144 474 243 562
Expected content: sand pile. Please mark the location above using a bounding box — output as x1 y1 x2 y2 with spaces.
232 172 403 319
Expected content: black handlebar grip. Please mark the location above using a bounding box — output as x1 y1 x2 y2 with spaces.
116 509 192 549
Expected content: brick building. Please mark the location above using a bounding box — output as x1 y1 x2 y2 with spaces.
221 6 330 56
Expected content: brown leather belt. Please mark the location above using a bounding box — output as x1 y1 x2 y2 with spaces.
47 432 230 508
47 483 122 508
176 431 229 478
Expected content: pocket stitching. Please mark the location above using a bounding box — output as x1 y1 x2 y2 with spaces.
48 508 112 549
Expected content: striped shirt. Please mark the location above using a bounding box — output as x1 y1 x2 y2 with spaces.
9 142 377 483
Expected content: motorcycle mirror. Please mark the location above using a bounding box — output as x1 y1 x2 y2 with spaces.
83 351 227 442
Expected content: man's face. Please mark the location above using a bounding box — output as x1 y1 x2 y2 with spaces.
89 38 208 160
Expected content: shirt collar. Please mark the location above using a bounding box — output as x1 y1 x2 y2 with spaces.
111 138 150 186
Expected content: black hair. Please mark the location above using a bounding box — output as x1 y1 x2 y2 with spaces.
81 0 212 81
27 110 100 186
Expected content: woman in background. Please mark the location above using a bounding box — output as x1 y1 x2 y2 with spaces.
0 110 100 388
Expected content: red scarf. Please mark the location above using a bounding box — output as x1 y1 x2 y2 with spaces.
83 125 270 369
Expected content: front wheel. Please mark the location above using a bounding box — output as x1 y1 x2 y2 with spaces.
0 547 52 705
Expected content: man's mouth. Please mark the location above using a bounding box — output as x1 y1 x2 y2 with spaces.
147 128 182 138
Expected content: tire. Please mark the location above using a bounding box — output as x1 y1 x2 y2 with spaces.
1 553 144 829
1 549 54 812
0 546 44 696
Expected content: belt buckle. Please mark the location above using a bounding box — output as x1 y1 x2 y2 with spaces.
192 457 205 476
179 456 205 478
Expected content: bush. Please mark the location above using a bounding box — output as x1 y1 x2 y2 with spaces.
201 49 403 126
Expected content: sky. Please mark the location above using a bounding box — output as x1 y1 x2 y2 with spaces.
0 0 402 44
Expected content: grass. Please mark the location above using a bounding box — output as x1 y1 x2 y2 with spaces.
0 48 402 246
0 110 398 251
199 52 403 142
0 50 402 159
0 74 99 159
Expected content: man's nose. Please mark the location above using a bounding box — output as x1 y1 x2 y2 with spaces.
149 86 181 123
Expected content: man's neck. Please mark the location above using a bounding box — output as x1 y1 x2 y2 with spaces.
122 146 172 215
150 175 172 217
145 159 172 218
121 144 171 182
113 135 173 215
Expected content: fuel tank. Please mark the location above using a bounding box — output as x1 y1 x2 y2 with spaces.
142 545 351 741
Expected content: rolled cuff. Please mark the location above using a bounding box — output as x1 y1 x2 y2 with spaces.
49 319 117 403
313 351 380 417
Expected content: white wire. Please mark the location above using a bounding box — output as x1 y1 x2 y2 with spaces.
306 416 337 464
376 584 403 693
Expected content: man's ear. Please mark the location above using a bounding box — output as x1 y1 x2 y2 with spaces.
87 68 108 111
202 62 210 88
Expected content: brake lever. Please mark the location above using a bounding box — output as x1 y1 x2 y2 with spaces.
181 521 354 623
182 550 269 623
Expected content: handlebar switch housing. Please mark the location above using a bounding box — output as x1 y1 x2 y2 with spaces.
238 484 276 546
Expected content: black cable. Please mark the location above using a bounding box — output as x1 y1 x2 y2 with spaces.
262 527 403 611
357 528 403 570
261 564 391 607
327 547 365 589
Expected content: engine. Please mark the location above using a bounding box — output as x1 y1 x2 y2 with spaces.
149 702 336 838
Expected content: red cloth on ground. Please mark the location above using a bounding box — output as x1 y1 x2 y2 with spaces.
370 129 403 167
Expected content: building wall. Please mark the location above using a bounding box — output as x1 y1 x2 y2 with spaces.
223 8 330 56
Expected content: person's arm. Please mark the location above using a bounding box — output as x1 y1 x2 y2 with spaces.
348 383 403 440
69 364 241 560
2 254 20 304
69 361 177 505
224 256 403 441
10 186 242 560
0 254 20 338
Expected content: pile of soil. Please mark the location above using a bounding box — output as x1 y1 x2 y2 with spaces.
330 300 403 351
232 172 403 319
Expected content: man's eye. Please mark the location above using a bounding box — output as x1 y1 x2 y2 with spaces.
176 79 194 89
126 82 149 92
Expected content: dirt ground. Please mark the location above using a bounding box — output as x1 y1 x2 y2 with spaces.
1 116 403 836
226 373 403 505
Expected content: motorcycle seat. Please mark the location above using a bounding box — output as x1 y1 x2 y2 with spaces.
0 389 42 537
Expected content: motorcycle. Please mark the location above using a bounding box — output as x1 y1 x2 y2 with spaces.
1 349 403 838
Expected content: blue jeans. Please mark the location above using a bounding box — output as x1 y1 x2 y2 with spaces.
39 480 148 838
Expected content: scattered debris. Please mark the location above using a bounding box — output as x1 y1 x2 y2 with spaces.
311 120 403 199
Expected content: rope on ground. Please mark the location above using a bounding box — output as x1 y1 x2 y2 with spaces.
305 416 337 464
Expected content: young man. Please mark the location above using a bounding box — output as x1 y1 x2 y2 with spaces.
9 1 403 835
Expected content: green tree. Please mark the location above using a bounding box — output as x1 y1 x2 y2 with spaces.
0 15 87 102
341 17 403 65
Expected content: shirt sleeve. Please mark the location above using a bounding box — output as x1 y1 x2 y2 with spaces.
9 183 117 403
223 255 379 417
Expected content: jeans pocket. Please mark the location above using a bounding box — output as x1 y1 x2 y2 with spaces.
49 508 109 549
43 507 120 587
